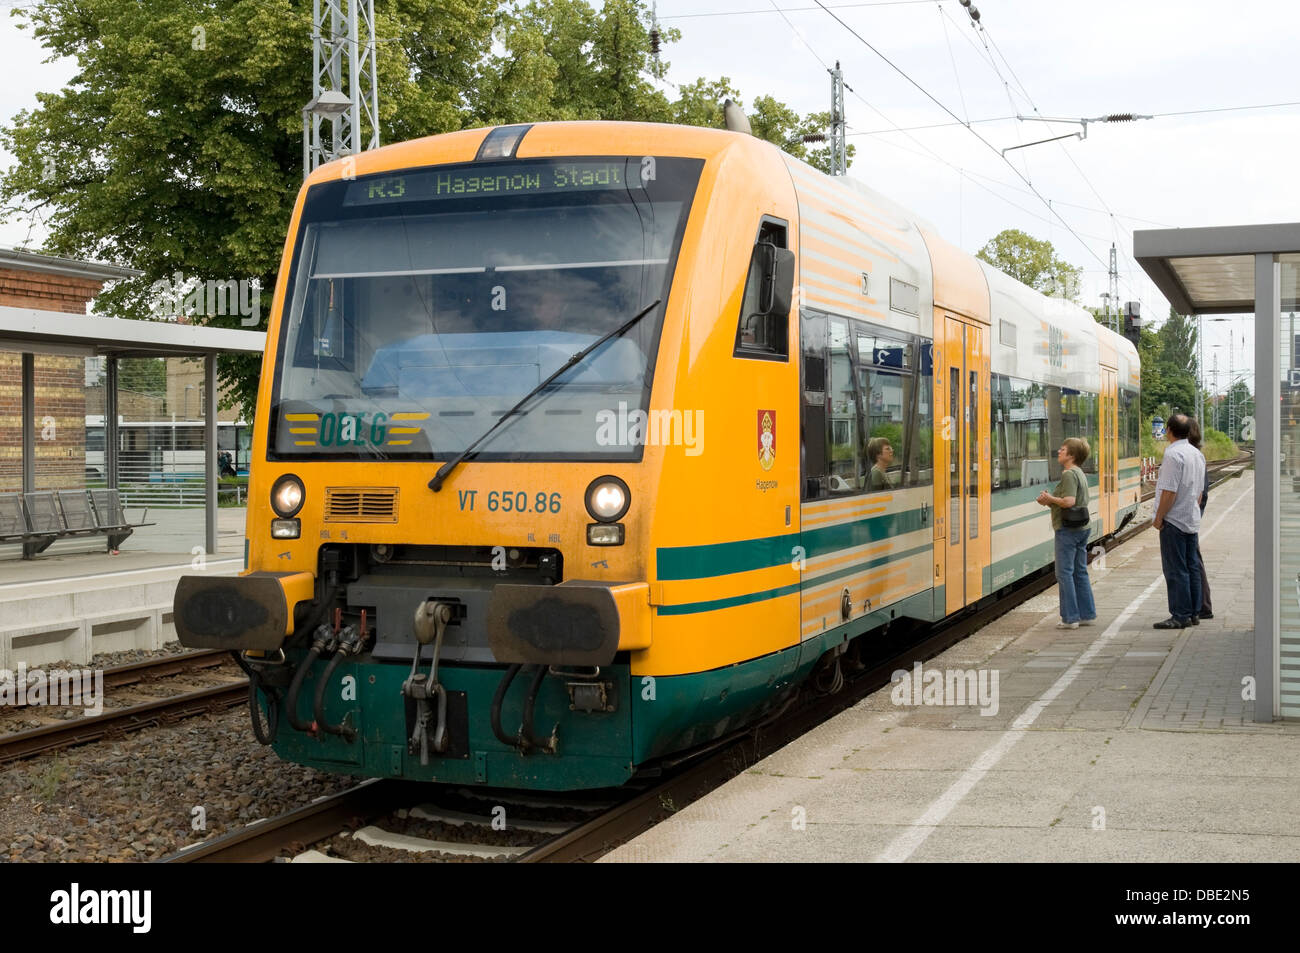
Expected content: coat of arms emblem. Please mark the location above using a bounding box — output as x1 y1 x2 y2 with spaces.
758 409 776 471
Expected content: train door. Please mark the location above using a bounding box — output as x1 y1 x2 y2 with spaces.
934 313 991 615
1100 366 1118 534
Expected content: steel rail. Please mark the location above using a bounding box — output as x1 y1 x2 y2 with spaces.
160 779 415 863
0 681 247 765
2 648 230 712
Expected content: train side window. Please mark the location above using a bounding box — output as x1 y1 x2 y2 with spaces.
734 219 792 361
991 374 1052 491
801 310 828 500
827 318 860 492
909 337 934 488
855 324 914 492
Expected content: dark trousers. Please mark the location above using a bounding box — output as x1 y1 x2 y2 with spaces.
1196 542 1212 614
1159 523 1202 623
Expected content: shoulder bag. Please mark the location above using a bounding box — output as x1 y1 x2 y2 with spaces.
1060 469 1089 528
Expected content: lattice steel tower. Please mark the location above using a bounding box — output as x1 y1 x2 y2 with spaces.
303 0 380 179
829 61 847 177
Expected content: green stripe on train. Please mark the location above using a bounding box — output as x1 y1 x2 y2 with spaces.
657 542 932 615
991 477 1100 511
656 507 926 580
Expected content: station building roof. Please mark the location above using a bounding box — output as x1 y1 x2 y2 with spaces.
0 245 266 357
0 304 266 358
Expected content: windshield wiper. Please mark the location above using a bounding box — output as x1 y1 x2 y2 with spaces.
428 297 662 492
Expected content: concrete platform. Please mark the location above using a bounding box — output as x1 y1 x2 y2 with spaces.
0 507 245 667
604 469 1300 863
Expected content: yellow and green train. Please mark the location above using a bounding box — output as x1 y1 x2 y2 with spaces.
174 121 1141 790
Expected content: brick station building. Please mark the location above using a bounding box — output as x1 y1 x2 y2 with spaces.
0 248 140 492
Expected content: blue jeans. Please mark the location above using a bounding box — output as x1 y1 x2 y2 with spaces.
1159 522 1202 622
1055 527 1096 624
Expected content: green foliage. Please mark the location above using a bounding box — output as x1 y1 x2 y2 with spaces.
1 0 312 421
1140 419 1161 460
1140 309 1200 419
869 422 902 446
1210 380 1253 435
1 0 842 422
1202 427 1237 462
1140 417 1236 463
33 759 70 801
1156 309 1197 375
975 228 1082 302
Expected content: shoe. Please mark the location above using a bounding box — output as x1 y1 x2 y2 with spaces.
1079 618 1097 626
1056 621 1079 629
1153 617 1188 629
1198 611 1214 620
1190 616 1200 625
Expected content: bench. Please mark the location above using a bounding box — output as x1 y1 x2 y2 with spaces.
0 489 152 559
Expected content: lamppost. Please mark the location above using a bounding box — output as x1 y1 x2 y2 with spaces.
302 90 352 180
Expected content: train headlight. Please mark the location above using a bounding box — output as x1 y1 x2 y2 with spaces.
585 476 629 523
271 474 305 518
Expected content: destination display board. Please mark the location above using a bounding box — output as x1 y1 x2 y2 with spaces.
343 160 642 206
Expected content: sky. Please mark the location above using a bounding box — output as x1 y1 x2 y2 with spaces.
2 0 1295 395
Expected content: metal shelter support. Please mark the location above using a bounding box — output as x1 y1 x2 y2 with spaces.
21 352 34 493
204 352 218 554
1136 222 1300 722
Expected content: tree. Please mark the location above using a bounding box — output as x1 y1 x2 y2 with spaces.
0 0 833 421
1123 309 1199 418
1155 308 1197 377
976 229 1082 302
790 110 856 176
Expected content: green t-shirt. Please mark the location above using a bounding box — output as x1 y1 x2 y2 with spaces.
868 466 894 492
1051 466 1088 532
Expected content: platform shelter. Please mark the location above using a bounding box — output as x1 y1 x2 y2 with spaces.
1136 224 1300 721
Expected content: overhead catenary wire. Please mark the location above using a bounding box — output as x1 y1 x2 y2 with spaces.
758 0 1164 257
660 0 934 18
964 11 1159 316
810 0 1112 276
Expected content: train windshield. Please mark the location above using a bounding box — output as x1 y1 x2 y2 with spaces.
269 156 703 461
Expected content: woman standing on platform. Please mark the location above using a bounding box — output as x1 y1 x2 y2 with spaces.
1187 419 1213 620
1036 437 1097 630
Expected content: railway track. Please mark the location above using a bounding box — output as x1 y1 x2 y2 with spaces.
149 453 1270 862
0 649 246 765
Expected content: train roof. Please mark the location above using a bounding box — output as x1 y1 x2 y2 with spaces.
307 121 1139 380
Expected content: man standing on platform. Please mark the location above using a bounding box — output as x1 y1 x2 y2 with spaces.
1152 413 1206 629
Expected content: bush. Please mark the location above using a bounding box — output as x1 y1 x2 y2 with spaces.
1140 417 1237 462
1202 427 1237 462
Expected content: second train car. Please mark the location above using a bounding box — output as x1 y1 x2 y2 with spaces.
175 120 1141 790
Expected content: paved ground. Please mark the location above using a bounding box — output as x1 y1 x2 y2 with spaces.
0 506 245 586
604 469 1300 862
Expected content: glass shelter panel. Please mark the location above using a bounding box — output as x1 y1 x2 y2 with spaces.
1279 254 1300 718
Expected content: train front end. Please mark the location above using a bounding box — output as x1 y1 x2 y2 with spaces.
173 124 734 789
